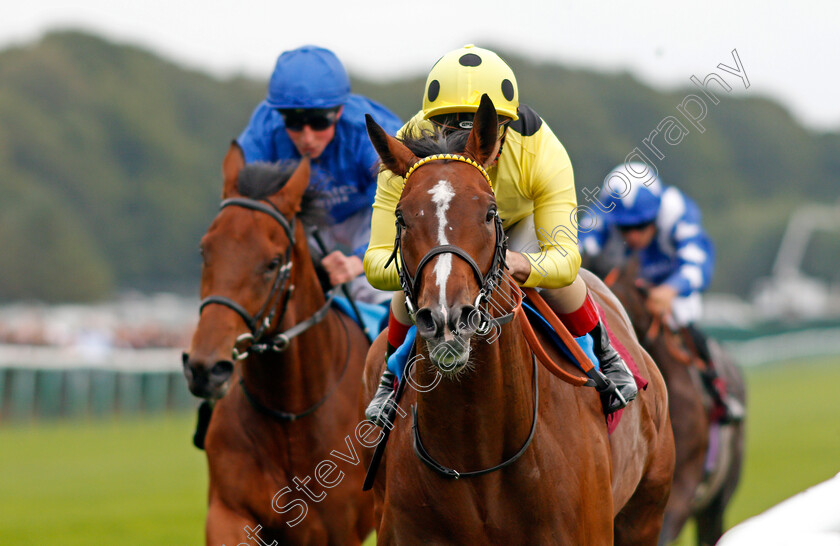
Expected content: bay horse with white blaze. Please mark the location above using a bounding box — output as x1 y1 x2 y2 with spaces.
362 98 675 544
604 261 745 546
183 143 373 545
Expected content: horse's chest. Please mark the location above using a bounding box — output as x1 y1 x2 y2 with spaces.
383 462 576 542
381 420 618 542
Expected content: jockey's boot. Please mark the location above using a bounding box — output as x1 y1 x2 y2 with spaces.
686 324 745 424
701 368 745 424
365 367 398 427
365 310 412 427
590 318 638 413
559 293 637 414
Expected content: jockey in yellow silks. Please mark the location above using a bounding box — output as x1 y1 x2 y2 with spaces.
363 45 638 425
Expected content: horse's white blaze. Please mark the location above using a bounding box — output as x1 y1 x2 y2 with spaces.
429 180 455 315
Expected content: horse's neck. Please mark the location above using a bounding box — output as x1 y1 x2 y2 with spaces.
242 236 342 411
413 313 534 470
619 283 652 339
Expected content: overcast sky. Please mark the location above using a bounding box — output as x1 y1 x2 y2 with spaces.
2 0 838 131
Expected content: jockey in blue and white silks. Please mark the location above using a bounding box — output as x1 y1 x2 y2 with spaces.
581 163 742 423
237 45 403 304
580 163 715 326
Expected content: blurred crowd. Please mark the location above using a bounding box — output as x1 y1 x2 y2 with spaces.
0 293 196 350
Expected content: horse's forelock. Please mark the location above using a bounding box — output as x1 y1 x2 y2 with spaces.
236 161 330 227
400 124 470 159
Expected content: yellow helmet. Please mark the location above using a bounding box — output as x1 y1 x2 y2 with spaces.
422 45 519 121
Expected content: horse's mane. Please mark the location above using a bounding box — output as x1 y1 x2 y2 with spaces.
237 161 330 227
399 123 469 159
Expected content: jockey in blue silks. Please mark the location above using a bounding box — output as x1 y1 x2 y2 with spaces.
581 162 743 423
237 45 403 304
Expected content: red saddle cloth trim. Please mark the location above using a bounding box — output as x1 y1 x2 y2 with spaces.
597 302 649 434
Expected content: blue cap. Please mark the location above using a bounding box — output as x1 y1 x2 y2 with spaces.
600 163 663 226
266 45 350 109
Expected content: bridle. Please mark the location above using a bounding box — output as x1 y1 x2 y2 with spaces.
383 153 540 479
384 154 508 333
198 197 336 358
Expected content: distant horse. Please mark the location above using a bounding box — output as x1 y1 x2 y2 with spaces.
604 260 746 546
362 96 675 544
183 143 373 545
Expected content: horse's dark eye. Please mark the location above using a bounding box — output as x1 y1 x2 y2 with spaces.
396 210 406 228
486 207 497 223
266 257 281 272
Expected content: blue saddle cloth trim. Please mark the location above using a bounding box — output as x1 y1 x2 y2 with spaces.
521 301 600 372
387 326 416 381
331 297 389 338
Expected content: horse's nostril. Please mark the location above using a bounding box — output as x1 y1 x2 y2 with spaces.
211 361 234 378
415 308 441 339
449 304 480 335
453 305 480 335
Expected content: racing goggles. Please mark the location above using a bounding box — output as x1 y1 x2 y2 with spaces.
279 108 340 131
431 112 510 139
616 221 655 233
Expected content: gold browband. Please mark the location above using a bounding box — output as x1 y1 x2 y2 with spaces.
404 154 493 189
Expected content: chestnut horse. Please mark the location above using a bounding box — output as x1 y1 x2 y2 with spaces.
183 143 373 545
362 97 675 544
604 262 745 546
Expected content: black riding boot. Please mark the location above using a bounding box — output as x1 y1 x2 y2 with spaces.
365 339 400 427
700 370 744 424
365 369 398 427
687 324 745 424
591 319 638 414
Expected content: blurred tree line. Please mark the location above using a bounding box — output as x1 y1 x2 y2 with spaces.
1 31 838 302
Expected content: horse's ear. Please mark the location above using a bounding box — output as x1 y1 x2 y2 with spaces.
366 115 418 177
222 141 245 198
275 157 311 214
464 94 499 167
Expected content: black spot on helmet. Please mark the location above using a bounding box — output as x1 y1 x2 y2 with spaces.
427 80 440 102
459 53 482 67
501 79 515 101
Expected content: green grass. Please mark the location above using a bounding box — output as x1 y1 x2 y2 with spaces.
0 414 206 545
672 356 840 544
1 357 839 545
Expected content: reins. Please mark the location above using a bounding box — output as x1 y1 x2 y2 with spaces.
239 310 352 422
412 353 539 479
